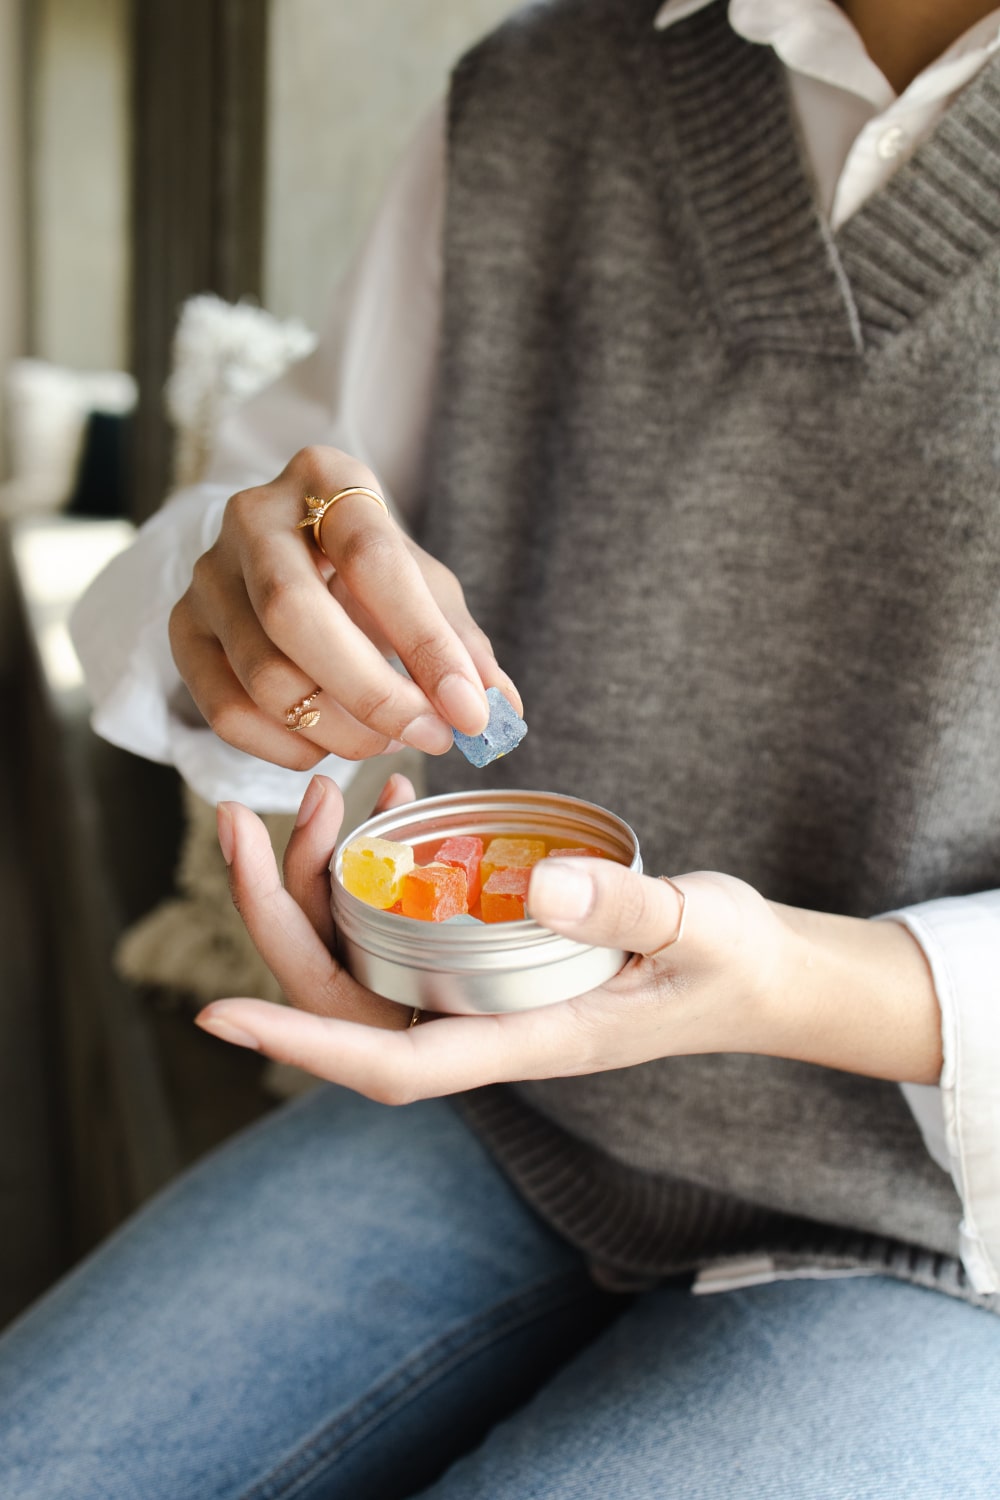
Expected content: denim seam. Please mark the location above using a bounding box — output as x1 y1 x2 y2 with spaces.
238 1270 598 1500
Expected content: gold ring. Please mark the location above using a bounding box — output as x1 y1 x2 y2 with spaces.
297 488 390 562
408 1006 423 1028
286 690 321 733
650 876 687 953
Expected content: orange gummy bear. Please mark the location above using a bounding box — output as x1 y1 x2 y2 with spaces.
400 862 468 922
480 866 532 923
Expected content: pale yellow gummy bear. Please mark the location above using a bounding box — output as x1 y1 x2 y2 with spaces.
342 837 415 910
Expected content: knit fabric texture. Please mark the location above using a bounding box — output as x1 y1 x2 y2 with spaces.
421 0 1000 1307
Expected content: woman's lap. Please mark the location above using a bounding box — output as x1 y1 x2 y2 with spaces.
426 1273 1000 1500
2 1088 998 1500
0 1086 612 1500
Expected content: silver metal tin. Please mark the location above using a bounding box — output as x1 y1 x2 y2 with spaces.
331 789 642 1015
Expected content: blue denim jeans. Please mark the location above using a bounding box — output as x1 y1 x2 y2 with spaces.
1 1085 998 1499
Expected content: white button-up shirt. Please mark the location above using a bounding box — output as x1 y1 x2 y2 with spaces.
71 0 1000 1293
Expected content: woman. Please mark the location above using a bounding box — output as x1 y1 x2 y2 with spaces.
3 2 999 1495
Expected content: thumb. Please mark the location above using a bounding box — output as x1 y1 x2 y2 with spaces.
527 858 686 956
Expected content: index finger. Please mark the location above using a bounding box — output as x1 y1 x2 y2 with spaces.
237 469 491 742
236 504 449 744
315 490 492 736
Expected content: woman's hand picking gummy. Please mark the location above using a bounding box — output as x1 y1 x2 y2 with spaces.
168 444 520 769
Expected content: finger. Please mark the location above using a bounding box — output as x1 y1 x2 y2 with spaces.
406 545 523 717
171 610 327 771
315 498 492 737
281 776 345 948
221 471 456 752
225 800 405 1029
205 584 401 760
436 602 524 718
327 574 396 655
194 996 590 1103
527 859 688 957
328 577 523 720
283 770 415 960
372 772 418 814
408 553 523 714
243 526 460 754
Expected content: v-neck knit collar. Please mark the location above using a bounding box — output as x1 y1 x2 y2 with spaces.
637 1 1000 355
654 0 1000 106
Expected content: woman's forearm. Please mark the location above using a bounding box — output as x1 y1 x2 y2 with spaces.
765 902 943 1085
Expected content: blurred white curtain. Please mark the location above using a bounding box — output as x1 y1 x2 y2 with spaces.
265 0 517 324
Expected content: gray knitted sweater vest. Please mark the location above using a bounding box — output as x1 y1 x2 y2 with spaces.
421 0 1000 1304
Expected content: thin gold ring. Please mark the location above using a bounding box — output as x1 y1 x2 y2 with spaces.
285 690 321 733
650 876 687 953
408 1006 423 1028
297 488 390 562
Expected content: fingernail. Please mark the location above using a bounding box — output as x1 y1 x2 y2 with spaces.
383 740 406 754
295 774 326 829
400 714 455 755
497 673 524 717
437 673 489 735
217 803 235 865
528 861 595 922
196 1010 261 1051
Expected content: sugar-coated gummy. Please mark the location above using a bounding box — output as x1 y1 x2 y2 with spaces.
400 862 468 922
435 835 484 905
341 837 414 910
481 865 533 923
481 837 547 887
452 687 527 767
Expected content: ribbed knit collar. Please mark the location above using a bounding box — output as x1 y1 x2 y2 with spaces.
631 0 1000 355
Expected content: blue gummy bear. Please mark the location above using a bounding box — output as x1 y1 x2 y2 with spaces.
452 686 527 767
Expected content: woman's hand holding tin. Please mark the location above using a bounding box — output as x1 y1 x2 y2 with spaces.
168 444 520 768
196 777 944 1095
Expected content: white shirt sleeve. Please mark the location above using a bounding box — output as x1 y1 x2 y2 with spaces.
882 895 1000 1294
70 101 447 813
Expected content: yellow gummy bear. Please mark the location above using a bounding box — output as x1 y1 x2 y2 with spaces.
341 836 415 910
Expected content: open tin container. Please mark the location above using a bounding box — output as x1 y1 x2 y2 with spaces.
330 789 642 1015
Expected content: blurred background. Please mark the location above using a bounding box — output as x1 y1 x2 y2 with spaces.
0 0 515 1330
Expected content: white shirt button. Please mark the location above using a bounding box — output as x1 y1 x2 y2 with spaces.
877 125 908 161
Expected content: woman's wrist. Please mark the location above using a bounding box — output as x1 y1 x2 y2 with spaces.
762 902 943 1085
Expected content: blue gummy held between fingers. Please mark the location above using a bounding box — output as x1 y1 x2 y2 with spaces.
452 687 527 767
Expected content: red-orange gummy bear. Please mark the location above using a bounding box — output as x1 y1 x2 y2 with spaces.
480 866 532 923
400 862 468 922
434 835 484 904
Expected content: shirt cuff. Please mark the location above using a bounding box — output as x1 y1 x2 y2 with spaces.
882 894 1000 1294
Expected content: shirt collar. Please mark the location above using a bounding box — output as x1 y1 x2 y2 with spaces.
653 1 890 105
